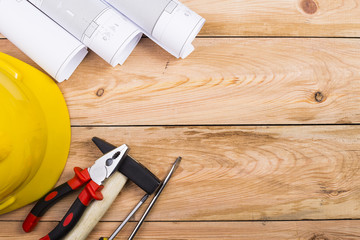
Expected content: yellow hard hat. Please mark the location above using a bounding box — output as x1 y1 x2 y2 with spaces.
0 52 71 215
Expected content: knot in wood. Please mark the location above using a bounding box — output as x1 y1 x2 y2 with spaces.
96 88 105 97
301 0 318 14
314 91 324 103
309 234 329 240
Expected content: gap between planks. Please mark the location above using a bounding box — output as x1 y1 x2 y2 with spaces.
70 124 360 128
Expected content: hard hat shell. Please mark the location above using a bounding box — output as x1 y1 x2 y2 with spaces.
0 52 70 215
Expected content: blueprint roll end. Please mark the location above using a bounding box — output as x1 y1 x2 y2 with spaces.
152 1 205 58
56 46 88 82
180 17 205 59
111 30 143 66
82 9 142 67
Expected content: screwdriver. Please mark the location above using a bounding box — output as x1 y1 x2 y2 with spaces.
100 157 182 240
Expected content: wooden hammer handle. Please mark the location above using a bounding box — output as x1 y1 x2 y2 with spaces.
64 171 127 240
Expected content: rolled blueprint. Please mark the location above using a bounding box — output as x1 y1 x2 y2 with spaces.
106 0 205 59
29 0 143 66
0 0 88 82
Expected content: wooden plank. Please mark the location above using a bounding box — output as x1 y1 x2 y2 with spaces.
1 220 360 240
1 0 360 37
1 126 359 221
2 38 360 125
49 38 360 125
191 0 360 37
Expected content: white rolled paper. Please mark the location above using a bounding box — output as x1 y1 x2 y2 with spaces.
29 0 143 66
106 0 205 58
0 0 88 82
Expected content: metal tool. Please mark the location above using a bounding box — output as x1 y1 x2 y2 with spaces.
99 156 182 240
105 194 149 240
63 137 162 240
23 144 129 240
129 157 181 239
92 137 161 195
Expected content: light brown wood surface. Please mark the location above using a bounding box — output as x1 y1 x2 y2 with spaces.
187 0 360 36
2 221 360 240
1 0 360 239
1 38 360 125
2 126 360 222
1 0 360 37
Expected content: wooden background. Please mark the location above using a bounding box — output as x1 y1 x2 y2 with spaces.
1 0 360 239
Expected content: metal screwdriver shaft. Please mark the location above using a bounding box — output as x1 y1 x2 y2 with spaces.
128 157 182 240
107 194 149 240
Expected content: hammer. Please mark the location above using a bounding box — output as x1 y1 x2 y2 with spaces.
63 137 161 240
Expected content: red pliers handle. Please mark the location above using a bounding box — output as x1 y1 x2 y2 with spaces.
23 167 104 240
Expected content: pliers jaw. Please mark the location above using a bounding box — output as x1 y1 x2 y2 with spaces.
88 144 128 185
23 143 129 240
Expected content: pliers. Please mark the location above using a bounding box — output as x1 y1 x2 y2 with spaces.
23 144 129 240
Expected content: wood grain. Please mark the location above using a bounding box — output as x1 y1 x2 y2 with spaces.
1 221 360 240
191 0 360 37
1 38 359 125
1 0 360 37
1 126 359 221
0 1 359 239
41 38 360 125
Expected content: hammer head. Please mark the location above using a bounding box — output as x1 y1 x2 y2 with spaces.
92 137 160 194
